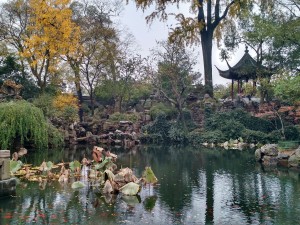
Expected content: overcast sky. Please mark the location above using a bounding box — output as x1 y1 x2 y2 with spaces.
0 0 250 85
120 1 252 86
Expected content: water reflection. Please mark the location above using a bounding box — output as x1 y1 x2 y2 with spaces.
1 145 300 224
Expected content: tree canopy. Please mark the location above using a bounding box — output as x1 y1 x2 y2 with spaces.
128 0 251 96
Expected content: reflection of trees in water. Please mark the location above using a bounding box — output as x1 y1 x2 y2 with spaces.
3 145 300 224
141 145 205 223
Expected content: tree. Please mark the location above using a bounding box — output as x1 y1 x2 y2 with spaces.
0 100 63 150
129 0 248 96
225 0 300 69
96 54 147 112
153 41 201 123
69 0 120 116
0 54 39 99
273 73 300 105
0 0 31 81
221 1 300 101
0 0 80 93
22 0 80 92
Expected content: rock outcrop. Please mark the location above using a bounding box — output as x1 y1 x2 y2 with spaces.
256 144 300 168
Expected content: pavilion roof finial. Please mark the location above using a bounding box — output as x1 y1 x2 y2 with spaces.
245 45 249 53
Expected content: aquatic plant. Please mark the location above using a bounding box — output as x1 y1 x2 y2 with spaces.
10 146 157 197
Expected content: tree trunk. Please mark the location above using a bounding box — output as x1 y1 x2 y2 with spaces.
114 96 122 113
201 31 214 97
75 76 84 122
90 93 95 116
205 168 214 224
69 60 84 122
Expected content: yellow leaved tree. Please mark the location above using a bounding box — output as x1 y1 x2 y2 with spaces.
52 93 79 123
21 0 80 92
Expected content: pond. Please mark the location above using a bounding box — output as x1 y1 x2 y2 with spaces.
1 145 300 225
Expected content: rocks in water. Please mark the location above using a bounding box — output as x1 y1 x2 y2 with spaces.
288 155 300 167
256 144 279 166
288 146 300 167
260 144 278 156
262 155 278 166
255 148 262 162
256 144 300 168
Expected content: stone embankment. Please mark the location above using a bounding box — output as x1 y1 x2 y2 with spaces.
255 144 300 167
61 120 142 149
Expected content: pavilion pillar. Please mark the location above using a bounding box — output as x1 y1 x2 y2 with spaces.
253 80 256 93
240 80 243 95
231 79 234 100
237 80 240 94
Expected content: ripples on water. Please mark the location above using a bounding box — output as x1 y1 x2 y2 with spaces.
1 145 300 225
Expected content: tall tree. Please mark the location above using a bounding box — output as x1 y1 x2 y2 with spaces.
69 0 120 116
0 0 30 81
129 0 248 96
223 0 300 70
153 41 201 123
22 0 80 92
0 0 80 93
96 54 146 112
221 1 300 101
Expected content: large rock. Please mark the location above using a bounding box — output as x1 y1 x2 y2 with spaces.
255 148 262 162
288 155 300 167
262 155 278 166
277 152 290 160
260 144 278 156
294 146 300 157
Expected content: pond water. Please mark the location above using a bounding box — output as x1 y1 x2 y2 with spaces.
1 145 300 225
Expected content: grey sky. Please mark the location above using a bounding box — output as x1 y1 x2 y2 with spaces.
120 2 252 86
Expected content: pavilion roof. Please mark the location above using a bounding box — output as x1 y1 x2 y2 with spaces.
216 47 274 81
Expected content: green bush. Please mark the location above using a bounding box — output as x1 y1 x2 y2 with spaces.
205 109 275 133
139 133 164 144
241 129 281 144
142 113 170 141
32 94 56 118
200 130 226 143
268 130 282 143
168 124 187 143
187 129 226 144
59 106 79 123
47 124 64 148
284 126 300 141
241 129 270 144
219 119 245 140
149 103 177 120
187 129 203 144
109 112 140 122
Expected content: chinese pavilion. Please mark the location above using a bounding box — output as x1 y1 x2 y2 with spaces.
216 46 274 100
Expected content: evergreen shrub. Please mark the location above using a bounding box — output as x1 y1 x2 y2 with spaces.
200 130 226 143
168 123 187 143
241 129 269 144
142 113 170 142
109 112 140 122
205 109 275 133
284 126 300 141
149 103 177 120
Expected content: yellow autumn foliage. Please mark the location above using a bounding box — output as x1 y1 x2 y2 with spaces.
20 0 81 90
52 93 78 111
